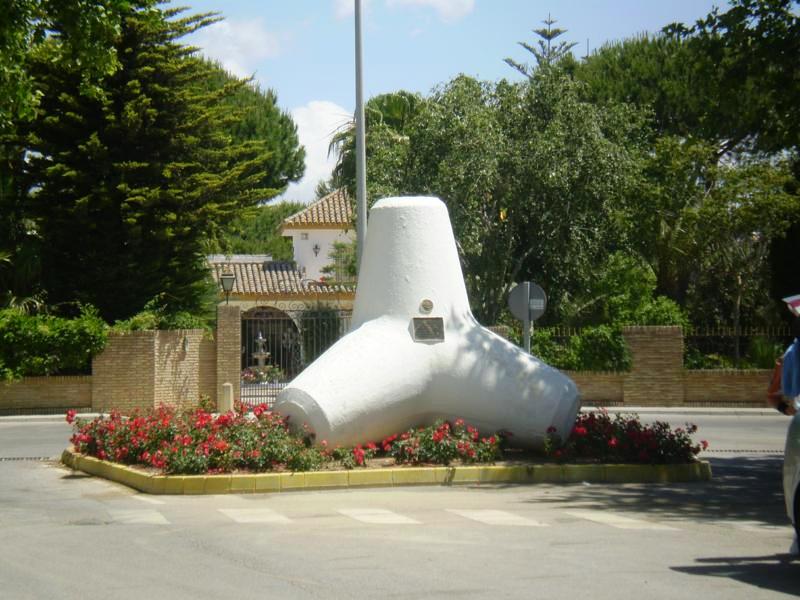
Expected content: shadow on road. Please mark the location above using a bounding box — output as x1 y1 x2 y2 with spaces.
671 553 799 595
522 455 789 527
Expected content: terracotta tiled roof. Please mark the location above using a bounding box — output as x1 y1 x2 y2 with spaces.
281 188 353 229
209 258 354 297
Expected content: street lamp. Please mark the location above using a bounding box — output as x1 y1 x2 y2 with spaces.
219 271 236 305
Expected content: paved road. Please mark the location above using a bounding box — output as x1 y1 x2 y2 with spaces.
0 415 797 599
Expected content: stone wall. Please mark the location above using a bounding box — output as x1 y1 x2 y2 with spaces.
0 376 91 412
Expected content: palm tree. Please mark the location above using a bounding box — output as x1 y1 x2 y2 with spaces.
327 91 422 190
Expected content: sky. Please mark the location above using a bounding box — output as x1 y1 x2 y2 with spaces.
184 0 725 203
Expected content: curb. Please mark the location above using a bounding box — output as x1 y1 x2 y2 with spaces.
61 449 712 494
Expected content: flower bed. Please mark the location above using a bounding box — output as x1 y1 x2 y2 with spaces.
67 407 502 474
66 406 707 476
543 409 708 464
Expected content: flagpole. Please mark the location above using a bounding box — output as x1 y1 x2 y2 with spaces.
354 0 367 272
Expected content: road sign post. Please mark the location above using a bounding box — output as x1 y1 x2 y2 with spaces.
508 281 547 354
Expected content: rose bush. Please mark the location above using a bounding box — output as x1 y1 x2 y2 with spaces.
68 407 503 474
543 409 708 464
67 406 705 475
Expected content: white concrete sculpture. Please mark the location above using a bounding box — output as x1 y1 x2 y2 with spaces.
274 197 579 448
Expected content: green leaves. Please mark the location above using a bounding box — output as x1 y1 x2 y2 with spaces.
15 2 299 322
0 305 108 379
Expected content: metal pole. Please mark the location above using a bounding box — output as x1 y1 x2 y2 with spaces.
523 281 531 354
354 0 367 273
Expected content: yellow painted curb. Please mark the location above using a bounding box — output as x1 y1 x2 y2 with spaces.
60 449 712 494
304 471 349 490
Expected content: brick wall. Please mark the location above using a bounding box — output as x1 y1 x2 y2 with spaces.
154 330 207 410
622 326 685 406
564 371 625 405
0 376 91 411
216 305 241 404
198 336 217 402
92 329 209 412
92 332 156 413
685 369 771 406
1 324 773 412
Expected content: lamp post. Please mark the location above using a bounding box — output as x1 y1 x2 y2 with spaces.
219 271 236 305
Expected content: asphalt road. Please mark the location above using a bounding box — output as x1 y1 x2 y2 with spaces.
0 414 797 599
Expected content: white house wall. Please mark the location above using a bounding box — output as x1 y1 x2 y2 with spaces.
289 229 355 281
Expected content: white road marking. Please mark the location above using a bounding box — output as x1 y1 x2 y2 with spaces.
108 509 169 525
132 495 165 505
565 510 678 531
219 508 292 524
446 509 548 527
338 508 420 525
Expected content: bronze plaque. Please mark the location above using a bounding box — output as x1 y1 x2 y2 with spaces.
412 317 445 342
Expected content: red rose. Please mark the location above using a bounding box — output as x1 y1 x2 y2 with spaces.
65 409 77 425
573 426 588 437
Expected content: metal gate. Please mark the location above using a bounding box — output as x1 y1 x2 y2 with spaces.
240 307 352 407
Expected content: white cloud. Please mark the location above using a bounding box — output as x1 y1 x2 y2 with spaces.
386 0 474 23
334 0 376 20
193 19 283 78
334 0 356 19
280 101 352 204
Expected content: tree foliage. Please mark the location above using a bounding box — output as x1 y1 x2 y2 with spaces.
330 71 649 324
1 0 128 310
220 202 304 259
0 305 107 379
207 63 305 193
504 14 578 76
328 90 422 199
0 0 126 135
17 2 297 322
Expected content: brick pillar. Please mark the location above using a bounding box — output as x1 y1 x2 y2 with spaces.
216 305 241 407
622 326 685 406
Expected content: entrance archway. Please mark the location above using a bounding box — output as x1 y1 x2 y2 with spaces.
241 307 301 380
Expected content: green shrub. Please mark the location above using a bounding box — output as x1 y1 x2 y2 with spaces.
631 295 689 327
573 325 632 371
0 306 108 379
532 325 630 371
112 295 209 332
532 328 579 370
745 336 783 369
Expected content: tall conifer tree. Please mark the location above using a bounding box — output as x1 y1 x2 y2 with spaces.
23 1 291 321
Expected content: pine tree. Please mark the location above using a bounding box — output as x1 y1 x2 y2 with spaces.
505 15 578 77
23 1 286 321
206 62 305 193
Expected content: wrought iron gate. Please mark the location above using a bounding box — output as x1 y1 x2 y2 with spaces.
240 307 352 407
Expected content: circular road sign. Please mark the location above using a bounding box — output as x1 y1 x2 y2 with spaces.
508 281 547 322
